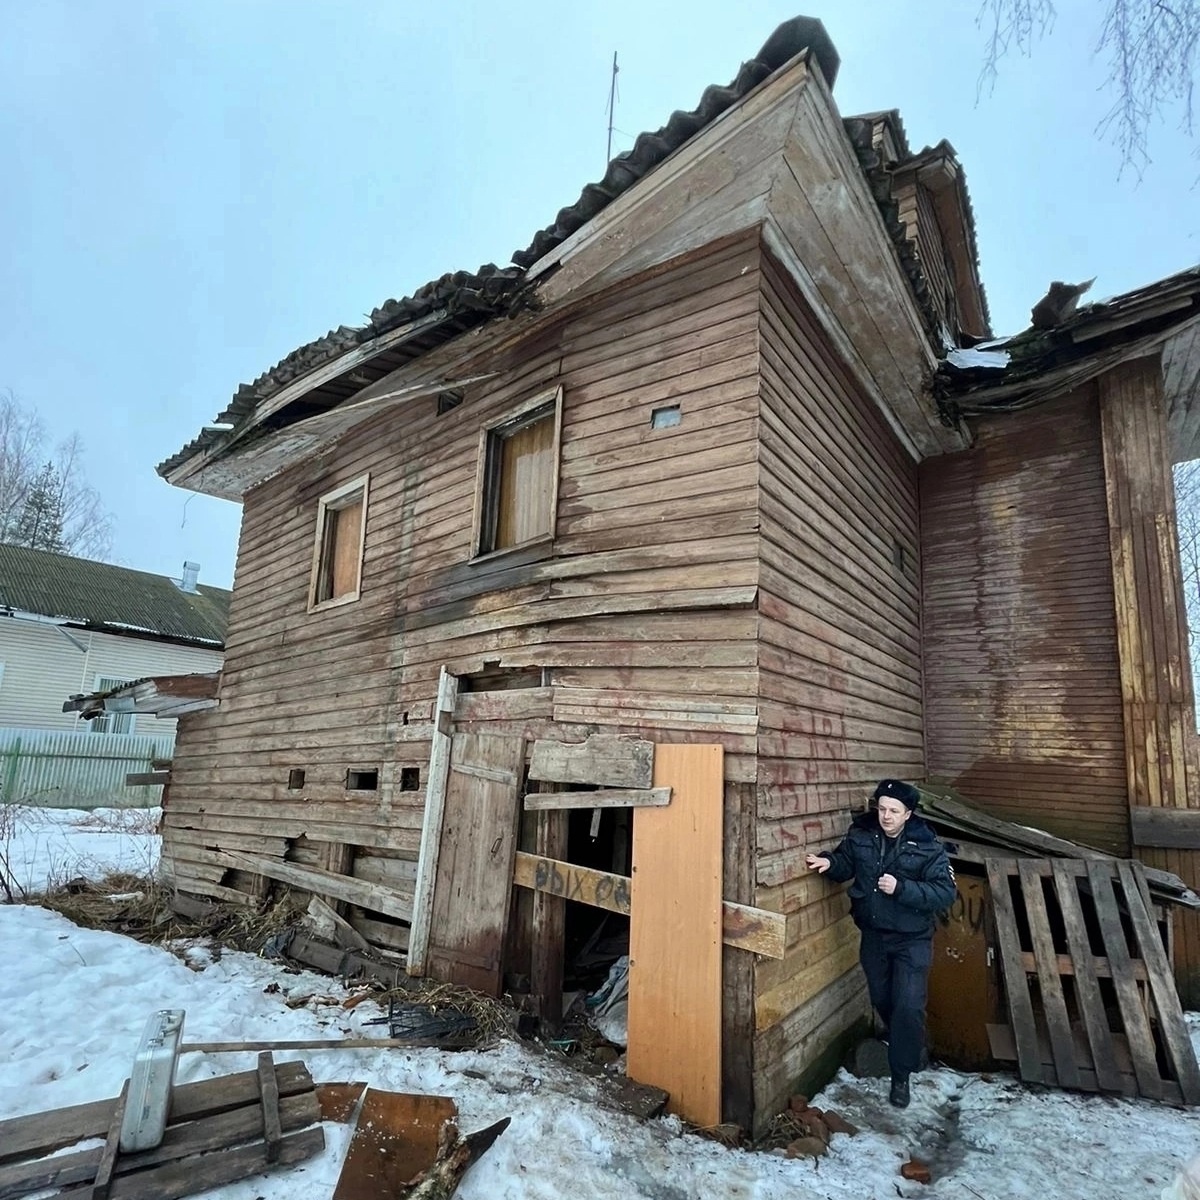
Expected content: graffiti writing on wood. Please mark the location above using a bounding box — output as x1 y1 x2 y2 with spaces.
532 857 631 914
936 890 987 933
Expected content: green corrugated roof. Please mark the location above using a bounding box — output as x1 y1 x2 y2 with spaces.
0 544 229 646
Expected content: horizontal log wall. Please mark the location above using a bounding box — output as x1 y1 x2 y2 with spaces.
750 248 923 1123
162 232 767 1119
921 387 1129 853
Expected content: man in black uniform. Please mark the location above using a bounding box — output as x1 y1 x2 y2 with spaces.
804 779 956 1108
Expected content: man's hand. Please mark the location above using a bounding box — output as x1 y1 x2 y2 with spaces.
805 853 831 874
877 873 898 895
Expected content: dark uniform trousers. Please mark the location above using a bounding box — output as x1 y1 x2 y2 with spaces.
858 927 933 1077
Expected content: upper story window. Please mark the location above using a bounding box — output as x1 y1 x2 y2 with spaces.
473 386 563 558
309 474 369 611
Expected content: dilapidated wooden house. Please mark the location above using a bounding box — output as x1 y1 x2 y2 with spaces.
114 16 1200 1130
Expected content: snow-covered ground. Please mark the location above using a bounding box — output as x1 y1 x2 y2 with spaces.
1 805 1197 1199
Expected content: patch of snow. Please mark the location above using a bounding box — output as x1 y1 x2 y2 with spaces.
1 806 1197 1199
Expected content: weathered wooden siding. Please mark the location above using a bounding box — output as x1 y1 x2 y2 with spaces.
162 232 766 1116
921 387 1129 853
1097 356 1200 1005
751 249 924 1122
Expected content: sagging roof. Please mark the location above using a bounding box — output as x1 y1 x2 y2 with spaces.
843 116 990 341
63 671 221 720
934 264 1200 459
161 16 977 487
0 544 230 648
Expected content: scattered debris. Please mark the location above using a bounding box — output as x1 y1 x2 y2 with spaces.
1030 277 1094 328
0 1056 323 1200
901 1157 933 1184
785 1136 827 1159
333 1089 458 1200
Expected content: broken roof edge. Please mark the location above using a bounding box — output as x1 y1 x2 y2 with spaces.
159 17 844 490
896 138 992 338
844 117 991 344
934 264 1200 446
63 671 222 720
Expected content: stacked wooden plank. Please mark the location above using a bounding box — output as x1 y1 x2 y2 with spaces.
985 857 1200 1105
919 786 1200 910
0 1056 323 1200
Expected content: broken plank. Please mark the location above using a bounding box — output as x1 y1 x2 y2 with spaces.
529 735 653 788
985 858 1044 1086
522 787 671 811
0 1062 314 1166
181 1038 448 1053
512 852 786 958
0 1093 321 1200
514 852 631 915
125 772 170 787
1087 860 1166 1101
211 850 413 923
1051 859 1124 1092
1017 858 1080 1090
721 900 786 959
54 1127 326 1200
1115 860 1200 1104
257 1053 282 1164
1130 806 1200 850
408 666 458 977
91 1080 129 1200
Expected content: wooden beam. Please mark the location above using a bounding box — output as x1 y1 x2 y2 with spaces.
529 735 654 788
408 667 458 976
512 852 786 959
522 787 671 811
1131 806 1200 850
125 771 170 787
212 850 413 923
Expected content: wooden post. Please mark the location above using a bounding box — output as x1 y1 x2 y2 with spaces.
530 809 569 1031
408 667 458 977
1099 355 1200 1004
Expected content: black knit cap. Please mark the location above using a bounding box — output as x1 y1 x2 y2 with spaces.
873 779 921 810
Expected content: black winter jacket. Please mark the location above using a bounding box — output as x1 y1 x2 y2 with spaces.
823 810 956 936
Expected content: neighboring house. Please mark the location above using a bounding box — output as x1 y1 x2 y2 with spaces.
144 16 1200 1129
0 544 228 804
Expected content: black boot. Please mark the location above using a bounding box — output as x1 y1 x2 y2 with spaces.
889 1073 910 1108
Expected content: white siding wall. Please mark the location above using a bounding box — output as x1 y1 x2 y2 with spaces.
0 618 223 736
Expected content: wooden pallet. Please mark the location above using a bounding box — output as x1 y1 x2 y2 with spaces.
986 856 1200 1105
0 1055 324 1200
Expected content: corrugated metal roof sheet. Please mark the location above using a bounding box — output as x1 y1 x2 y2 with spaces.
0 544 230 646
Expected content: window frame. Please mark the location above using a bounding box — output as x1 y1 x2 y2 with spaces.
91 674 134 736
470 385 563 562
307 473 370 613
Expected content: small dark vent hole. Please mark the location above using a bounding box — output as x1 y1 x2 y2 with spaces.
287 769 306 790
346 768 379 791
400 767 421 791
437 390 464 415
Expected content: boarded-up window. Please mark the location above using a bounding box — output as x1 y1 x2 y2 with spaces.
309 475 369 609
477 388 562 556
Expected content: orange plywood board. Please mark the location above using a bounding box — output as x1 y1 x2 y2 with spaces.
627 743 724 1126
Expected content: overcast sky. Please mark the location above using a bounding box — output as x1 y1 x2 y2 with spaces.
2 1 1196 589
